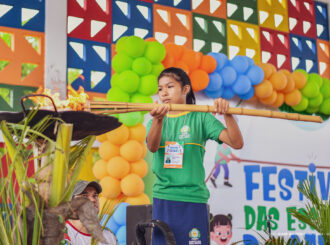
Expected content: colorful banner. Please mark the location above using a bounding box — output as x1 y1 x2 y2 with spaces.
196 95 330 244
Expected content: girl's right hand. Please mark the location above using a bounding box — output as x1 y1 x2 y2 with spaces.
150 101 169 121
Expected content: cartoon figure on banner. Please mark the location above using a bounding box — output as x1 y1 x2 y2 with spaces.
209 143 241 188
210 214 233 245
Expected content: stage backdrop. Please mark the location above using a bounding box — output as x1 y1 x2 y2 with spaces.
191 93 330 245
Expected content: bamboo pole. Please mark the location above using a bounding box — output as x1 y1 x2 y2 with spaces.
86 101 323 123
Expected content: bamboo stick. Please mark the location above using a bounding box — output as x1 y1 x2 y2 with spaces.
86 101 323 123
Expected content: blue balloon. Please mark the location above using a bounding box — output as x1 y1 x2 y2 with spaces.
230 55 249 74
205 72 223 92
232 75 252 95
101 215 120 234
220 66 237 87
221 87 236 99
116 225 126 243
246 57 255 67
246 66 264 85
113 202 129 226
204 87 223 98
208 52 228 71
239 86 255 100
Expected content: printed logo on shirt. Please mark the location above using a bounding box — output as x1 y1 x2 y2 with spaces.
189 228 201 245
179 125 191 139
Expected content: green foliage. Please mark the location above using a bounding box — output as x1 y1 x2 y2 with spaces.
289 177 330 245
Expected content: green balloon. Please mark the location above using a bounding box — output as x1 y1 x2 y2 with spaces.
306 106 319 114
320 78 330 99
119 111 142 127
117 70 140 94
138 74 158 96
106 87 130 102
110 73 120 87
292 96 309 112
152 63 164 77
294 69 308 79
130 93 153 104
130 93 153 114
112 53 133 73
132 57 152 75
122 36 146 58
308 73 323 88
301 81 320 98
319 98 330 115
116 36 129 53
309 93 323 107
144 41 166 64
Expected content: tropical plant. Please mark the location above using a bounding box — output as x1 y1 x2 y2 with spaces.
289 176 330 245
0 110 110 245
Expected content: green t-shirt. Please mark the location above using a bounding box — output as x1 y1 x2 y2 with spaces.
146 111 225 203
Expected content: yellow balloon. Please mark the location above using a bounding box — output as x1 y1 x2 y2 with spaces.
130 159 148 178
120 173 144 197
92 159 108 180
120 140 143 162
106 124 129 145
100 176 121 199
99 141 120 161
107 156 130 179
125 193 150 205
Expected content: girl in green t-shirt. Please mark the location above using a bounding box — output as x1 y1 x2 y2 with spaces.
146 67 243 245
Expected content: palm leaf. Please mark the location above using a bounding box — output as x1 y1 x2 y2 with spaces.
49 123 73 207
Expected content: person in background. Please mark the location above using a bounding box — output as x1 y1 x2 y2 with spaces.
210 143 241 188
64 180 118 245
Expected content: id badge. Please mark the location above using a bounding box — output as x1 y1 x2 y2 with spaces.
164 141 184 169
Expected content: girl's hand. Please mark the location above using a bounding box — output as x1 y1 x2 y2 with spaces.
150 101 169 121
213 98 229 115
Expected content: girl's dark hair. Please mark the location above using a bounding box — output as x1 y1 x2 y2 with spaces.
158 67 196 104
210 214 232 231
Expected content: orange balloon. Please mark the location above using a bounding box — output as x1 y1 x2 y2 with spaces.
285 89 302 106
281 72 295 93
92 159 108 180
190 69 209 92
130 159 148 178
96 133 107 143
106 124 129 145
141 144 148 159
165 43 185 60
258 63 276 80
100 176 121 199
200 55 217 73
120 140 143 162
174 60 189 74
99 141 120 161
162 53 175 68
125 193 150 205
181 50 202 71
260 91 278 105
255 80 273 99
271 92 285 107
120 173 144 197
269 71 288 91
129 123 146 143
291 71 307 89
107 156 130 179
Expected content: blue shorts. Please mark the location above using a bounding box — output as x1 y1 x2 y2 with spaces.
152 198 209 245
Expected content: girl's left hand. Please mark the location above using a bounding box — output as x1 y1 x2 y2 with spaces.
213 98 229 115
